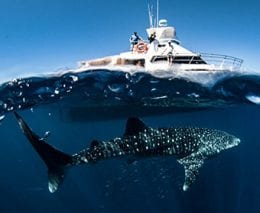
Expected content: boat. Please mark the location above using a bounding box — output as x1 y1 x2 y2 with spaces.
77 4 243 73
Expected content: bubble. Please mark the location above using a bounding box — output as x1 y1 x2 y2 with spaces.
0 115 5 121
70 75 78 82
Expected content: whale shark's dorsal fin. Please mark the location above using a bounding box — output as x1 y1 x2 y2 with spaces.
90 140 102 149
177 153 205 191
124 117 148 137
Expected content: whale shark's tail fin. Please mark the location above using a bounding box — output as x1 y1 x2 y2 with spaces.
14 112 73 193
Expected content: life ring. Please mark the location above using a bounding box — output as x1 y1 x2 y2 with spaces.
134 42 148 53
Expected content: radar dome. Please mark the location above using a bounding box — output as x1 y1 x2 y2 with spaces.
159 19 168 27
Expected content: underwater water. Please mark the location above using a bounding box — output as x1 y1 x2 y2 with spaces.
0 69 260 213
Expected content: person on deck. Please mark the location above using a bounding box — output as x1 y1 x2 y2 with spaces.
148 32 159 52
129 32 141 51
148 32 156 43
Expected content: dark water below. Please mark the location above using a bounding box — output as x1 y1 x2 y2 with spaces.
0 69 259 212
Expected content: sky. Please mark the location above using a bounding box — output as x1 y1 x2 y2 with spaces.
0 0 259 80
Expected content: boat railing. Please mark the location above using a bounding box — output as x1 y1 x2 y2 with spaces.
200 53 243 70
150 53 243 70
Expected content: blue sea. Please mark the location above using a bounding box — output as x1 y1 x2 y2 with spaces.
0 69 260 213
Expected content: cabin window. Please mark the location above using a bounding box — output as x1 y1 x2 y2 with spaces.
151 56 168 62
151 56 207 64
158 44 166 48
173 56 207 64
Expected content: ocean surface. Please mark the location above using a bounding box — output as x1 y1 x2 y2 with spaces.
0 68 260 213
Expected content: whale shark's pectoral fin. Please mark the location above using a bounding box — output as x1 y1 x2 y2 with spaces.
177 154 205 191
124 117 148 137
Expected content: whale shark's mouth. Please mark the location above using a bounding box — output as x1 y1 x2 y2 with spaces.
226 138 241 149
234 138 241 146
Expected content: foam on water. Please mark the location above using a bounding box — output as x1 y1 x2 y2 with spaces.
0 67 259 118
245 95 260 105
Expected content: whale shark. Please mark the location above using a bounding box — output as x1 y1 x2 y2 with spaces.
14 112 240 193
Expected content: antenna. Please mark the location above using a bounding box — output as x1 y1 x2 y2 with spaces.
148 4 153 28
148 1 159 28
156 0 159 28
